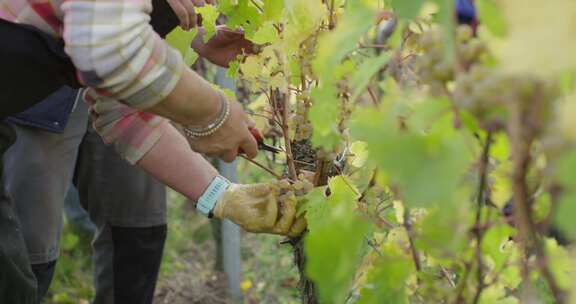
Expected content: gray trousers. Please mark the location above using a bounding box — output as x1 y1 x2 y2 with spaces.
0 122 37 304
2 101 167 303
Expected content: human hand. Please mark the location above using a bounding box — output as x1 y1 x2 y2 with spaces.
213 179 311 237
167 0 217 31
187 96 258 162
193 26 256 67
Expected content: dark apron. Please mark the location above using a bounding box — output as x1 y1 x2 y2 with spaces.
0 1 179 301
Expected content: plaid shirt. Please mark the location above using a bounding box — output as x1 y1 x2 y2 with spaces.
0 0 185 163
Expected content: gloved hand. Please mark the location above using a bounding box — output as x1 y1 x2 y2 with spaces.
213 180 308 237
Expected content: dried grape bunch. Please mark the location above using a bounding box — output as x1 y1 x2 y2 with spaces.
274 175 315 237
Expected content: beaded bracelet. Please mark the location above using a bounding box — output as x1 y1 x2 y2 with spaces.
183 92 231 138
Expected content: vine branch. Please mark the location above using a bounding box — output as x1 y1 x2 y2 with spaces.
403 208 421 272
472 131 493 304
509 92 565 303
240 155 282 180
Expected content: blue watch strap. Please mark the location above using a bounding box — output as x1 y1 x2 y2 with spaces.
196 175 231 217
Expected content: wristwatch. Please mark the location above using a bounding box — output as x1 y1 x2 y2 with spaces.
196 175 231 217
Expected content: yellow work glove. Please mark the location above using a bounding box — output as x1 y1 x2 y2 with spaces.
213 180 309 237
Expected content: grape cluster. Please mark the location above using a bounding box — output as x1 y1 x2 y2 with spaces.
453 66 508 129
276 174 314 205
415 26 488 95
457 26 488 66
414 30 453 95
454 66 559 131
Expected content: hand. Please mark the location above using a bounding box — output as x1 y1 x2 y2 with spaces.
167 0 217 31
187 97 258 162
213 181 307 237
193 26 256 67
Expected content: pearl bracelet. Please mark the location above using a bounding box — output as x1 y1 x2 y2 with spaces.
183 92 231 138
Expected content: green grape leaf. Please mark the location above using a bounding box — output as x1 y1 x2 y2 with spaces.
308 0 375 150
183 49 199 66
305 176 372 304
250 21 279 44
283 0 326 54
481 224 515 271
349 52 392 102
223 0 263 37
351 99 474 206
545 238 576 290
553 151 576 239
196 5 219 43
357 244 411 304
263 0 283 22
416 199 472 258
313 1 375 81
166 27 199 66
240 55 264 79
431 0 455 61
226 59 241 78
390 0 424 20
350 141 369 168
500 264 521 290
478 285 519 304
333 60 356 81
476 0 507 37
309 84 341 149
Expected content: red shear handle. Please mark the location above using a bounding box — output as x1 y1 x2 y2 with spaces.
239 127 263 155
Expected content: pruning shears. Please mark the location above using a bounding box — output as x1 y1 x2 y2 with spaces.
240 127 282 155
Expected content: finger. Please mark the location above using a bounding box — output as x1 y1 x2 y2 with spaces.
288 217 307 238
205 0 216 4
180 0 198 28
168 0 190 30
245 117 256 129
273 196 296 235
246 183 274 197
221 149 238 163
192 0 206 6
239 128 258 159
264 192 278 228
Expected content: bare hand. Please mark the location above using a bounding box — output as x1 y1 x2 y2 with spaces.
187 98 258 162
167 0 217 31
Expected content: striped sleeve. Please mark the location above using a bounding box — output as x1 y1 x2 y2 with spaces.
61 0 184 110
84 90 167 164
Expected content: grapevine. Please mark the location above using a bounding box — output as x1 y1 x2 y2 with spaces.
169 0 576 303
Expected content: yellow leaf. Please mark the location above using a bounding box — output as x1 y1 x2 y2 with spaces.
496 0 576 76
240 279 253 291
350 141 369 167
393 200 404 224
